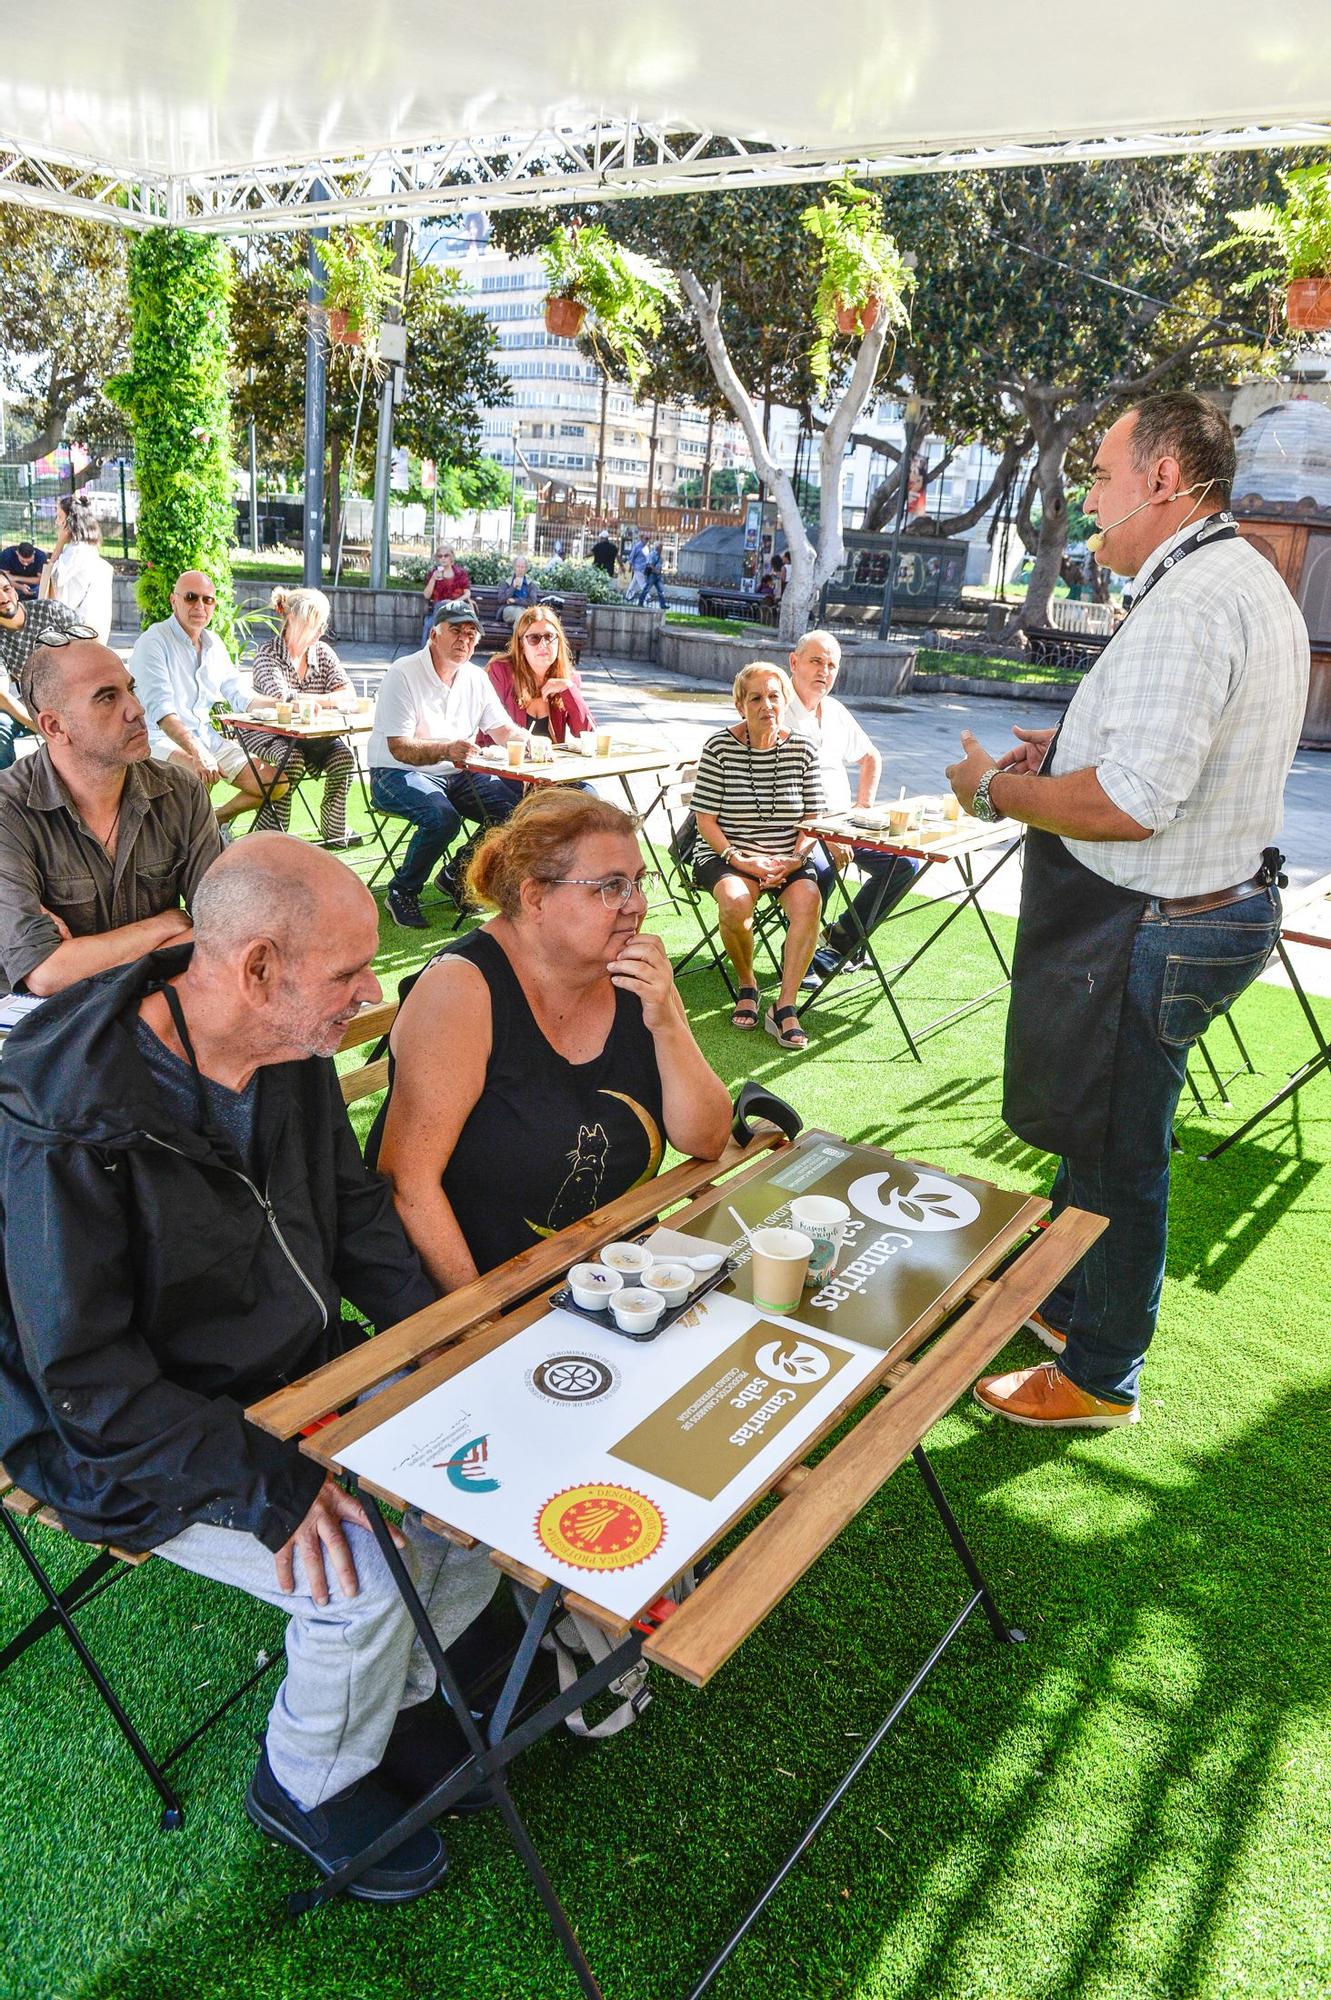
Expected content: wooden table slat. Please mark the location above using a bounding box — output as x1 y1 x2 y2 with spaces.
248 1130 786 1441
642 1206 1105 1687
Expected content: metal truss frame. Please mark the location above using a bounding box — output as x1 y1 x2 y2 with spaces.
1 118 1330 235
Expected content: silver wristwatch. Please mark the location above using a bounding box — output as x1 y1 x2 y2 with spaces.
969 767 1001 823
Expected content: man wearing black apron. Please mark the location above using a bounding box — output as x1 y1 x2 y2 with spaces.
945 392 1309 1430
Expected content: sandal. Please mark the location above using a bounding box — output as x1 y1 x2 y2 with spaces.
730 985 761 1030
764 1004 810 1052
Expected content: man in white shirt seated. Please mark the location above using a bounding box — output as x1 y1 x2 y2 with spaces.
368 601 526 929
129 570 281 827
787 630 923 989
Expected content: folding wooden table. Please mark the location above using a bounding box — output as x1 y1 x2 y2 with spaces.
799 803 1024 1059
216 708 373 844
248 1127 1101 1998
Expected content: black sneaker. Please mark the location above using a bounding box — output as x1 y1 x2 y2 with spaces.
378 1699 496 1815
244 1748 449 1903
801 946 842 991
386 885 427 929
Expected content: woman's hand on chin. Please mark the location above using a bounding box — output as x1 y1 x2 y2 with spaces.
606 931 677 1030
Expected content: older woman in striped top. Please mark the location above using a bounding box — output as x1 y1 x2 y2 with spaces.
242 587 360 847
690 661 825 1051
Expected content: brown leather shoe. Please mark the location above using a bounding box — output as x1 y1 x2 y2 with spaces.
974 1362 1138 1429
1022 1309 1067 1355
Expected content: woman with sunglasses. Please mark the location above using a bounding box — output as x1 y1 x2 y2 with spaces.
371 789 730 1286
484 604 594 746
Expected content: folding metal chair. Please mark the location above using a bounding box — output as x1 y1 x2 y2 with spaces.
660 796 787 1000
0 1464 278 1829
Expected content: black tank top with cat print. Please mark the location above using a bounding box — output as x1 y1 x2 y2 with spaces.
434 926 665 1274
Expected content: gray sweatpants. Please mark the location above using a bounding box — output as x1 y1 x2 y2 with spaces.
156 1510 499 1809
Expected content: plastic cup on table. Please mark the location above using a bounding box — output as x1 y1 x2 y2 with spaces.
788 1196 851 1288
944 793 962 823
596 730 612 758
506 737 527 769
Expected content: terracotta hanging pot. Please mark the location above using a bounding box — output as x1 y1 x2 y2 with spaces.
1286 277 1331 332
544 295 587 338
326 307 362 348
835 294 882 336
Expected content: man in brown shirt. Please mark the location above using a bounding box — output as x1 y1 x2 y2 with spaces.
0 637 221 997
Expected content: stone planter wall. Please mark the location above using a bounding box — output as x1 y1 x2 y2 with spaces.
586 602 662 660
111 572 421 647
914 673 1075 707
657 624 916 698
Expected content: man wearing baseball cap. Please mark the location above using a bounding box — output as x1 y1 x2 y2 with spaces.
367 600 527 929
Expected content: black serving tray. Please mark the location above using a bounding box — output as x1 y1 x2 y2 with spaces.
549 1256 736 1342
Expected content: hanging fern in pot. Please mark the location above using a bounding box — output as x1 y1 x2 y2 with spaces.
800 174 915 388
539 222 680 390
1211 164 1331 335
312 226 401 359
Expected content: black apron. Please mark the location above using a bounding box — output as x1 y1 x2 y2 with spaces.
1002 513 1238 1161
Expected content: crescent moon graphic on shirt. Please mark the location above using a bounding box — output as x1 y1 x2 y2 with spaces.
599 1089 664 1186
523 1092 663 1240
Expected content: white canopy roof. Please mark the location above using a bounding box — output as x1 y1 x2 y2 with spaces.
4 0 1329 231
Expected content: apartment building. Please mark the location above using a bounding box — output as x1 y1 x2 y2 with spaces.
433 233 749 514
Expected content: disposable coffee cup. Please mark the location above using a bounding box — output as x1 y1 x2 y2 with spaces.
888 806 911 837
596 730 612 757
506 738 527 768
748 1227 813 1314
788 1196 851 1287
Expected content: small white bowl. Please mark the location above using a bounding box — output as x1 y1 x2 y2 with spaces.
599 1241 652 1286
567 1262 623 1311
610 1289 664 1335
641 1262 695 1309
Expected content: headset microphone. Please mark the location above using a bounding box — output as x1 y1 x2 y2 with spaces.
1086 478 1218 556
1086 497 1153 555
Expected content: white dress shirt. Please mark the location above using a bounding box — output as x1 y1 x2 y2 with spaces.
129 616 251 760
1055 522 1309 896
368 648 511 771
787 692 876 814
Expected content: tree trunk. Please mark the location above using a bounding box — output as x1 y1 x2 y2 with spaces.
1012 416 1073 633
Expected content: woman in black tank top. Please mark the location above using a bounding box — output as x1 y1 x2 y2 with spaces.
373 791 732 1286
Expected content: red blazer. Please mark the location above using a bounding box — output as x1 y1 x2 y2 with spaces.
483 655 594 745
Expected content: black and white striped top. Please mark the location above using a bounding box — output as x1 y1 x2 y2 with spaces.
690 726 825 855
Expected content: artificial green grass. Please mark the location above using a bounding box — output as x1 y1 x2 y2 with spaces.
3 861 1329 2000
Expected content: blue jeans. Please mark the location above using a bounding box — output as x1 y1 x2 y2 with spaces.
370 765 522 895
633 573 666 609
1041 888 1280 1405
810 844 923 955
0 712 33 769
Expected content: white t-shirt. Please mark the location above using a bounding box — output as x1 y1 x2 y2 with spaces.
48 545 114 644
368 648 512 771
787 691 877 813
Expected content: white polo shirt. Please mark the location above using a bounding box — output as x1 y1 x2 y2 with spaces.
368 647 511 772
787 691 877 813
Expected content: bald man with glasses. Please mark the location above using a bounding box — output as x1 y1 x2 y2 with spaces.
129 570 281 827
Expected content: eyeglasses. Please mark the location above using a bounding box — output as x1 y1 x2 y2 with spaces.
544 871 659 909
180 591 216 606
523 629 559 647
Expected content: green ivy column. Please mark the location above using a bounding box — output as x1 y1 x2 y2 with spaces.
108 230 237 651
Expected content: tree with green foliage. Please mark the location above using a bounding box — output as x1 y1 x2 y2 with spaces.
231 239 509 555
0 210 130 477
107 232 236 645
869 156 1284 628
493 177 913 639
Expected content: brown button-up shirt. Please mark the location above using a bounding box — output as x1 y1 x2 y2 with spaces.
0 747 221 996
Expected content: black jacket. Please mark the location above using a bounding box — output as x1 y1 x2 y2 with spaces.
0 947 436 1553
